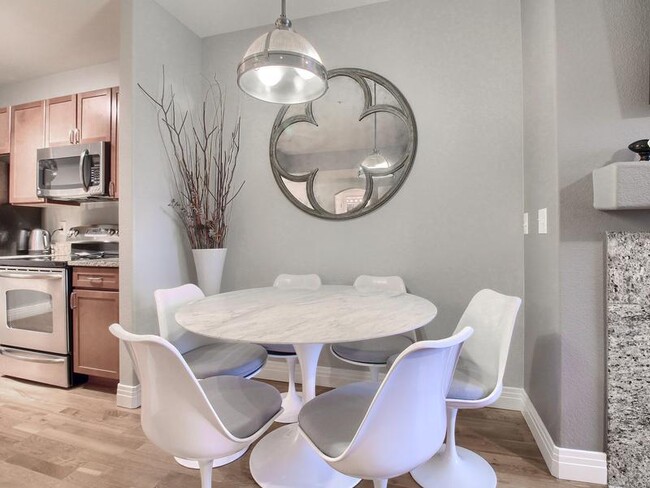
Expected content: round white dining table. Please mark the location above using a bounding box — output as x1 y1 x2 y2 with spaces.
176 285 437 488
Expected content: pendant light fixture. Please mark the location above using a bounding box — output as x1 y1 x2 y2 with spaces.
237 0 328 104
359 82 391 177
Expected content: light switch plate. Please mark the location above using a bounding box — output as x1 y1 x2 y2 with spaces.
523 213 529 235
538 208 548 234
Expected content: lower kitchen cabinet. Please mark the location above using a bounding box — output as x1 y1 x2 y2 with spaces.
71 267 119 380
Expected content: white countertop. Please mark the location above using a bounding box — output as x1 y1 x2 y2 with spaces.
176 285 437 344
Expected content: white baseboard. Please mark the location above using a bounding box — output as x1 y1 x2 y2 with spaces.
116 382 141 409
257 361 607 485
519 389 607 485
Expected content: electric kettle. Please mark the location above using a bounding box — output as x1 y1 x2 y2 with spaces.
28 229 50 254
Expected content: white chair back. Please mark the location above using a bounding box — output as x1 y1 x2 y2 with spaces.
273 274 322 290
452 289 522 403
154 283 210 354
109 324 248 461
353 275 406 295
353 275 413 342
327 327 473 480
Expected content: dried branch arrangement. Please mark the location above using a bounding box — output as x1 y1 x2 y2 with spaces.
138 70 244 249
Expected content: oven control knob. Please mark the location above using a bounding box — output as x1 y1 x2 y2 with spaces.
108 229 116 236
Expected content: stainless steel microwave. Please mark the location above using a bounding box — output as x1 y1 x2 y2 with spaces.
36 142 110 200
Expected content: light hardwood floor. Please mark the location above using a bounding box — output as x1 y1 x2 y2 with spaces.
0 376 602 488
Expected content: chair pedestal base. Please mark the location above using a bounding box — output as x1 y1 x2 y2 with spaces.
174 446 248 470
410 445 496 488
250 424 360 487
275 391 303 424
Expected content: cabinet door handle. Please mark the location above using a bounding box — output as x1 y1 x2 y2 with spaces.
88 277 104 283
108 181 115 198
70 292 77 309
75 128 80 144
69 129 74 144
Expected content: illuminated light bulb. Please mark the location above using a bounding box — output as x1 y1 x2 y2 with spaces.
257 66 283 87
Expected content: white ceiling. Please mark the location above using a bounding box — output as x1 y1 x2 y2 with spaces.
0 0 388 87
153 0 391 38
0 0 120 86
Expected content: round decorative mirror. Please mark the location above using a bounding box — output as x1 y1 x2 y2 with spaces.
270 68 417 220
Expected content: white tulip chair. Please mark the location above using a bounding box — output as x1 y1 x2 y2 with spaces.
331 275 415 382
109 324 282 488
410 289 522 488
155 283 269 467
299 327 474 488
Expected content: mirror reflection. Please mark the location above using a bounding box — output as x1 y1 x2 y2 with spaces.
271 68 417 219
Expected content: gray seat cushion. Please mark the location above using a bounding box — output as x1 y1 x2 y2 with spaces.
331 335 413 365
386 354 490 401
183 342 267 379
261 343 296 355
299 381 379 458
200 375 282 438
447 358 492 401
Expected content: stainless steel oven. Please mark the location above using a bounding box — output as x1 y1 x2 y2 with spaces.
0 265 71 387
36 142 110 200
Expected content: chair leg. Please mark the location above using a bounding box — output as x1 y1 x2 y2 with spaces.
198 459 213 488
373 480 388 488
410 407 497 488
369 365 381 382
276 355 303 424
442 406 460 462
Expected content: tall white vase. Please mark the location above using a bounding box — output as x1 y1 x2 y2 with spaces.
192 248 227 296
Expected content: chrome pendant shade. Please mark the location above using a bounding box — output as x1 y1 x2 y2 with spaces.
237 0 327 104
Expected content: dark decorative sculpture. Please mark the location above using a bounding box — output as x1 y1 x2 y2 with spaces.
628 139 650 161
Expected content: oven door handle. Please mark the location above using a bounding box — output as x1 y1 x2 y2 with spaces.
0 273 62 280
0 347 66 364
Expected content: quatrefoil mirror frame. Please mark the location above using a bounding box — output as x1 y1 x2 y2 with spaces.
269 68 418 220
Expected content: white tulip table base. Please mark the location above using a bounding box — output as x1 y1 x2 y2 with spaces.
249 424 360 488
276 391 303 424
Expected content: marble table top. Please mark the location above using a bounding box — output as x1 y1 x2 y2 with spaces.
176 285 438 344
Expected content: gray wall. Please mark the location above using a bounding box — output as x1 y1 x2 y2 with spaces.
119 0 202 383
556 0 650 451
202 0 526 382
522 0 562 444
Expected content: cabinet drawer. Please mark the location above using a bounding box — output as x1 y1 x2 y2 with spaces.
72 267 119 290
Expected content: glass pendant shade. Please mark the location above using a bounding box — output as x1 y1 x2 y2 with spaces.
361 150 390 170
237 11 327 104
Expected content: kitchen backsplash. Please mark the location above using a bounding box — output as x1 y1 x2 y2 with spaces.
42 201 118 233
0 204 42 255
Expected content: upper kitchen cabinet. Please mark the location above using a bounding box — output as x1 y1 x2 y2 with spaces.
77 89 112 144
46 89 112 146
0 107 10 154
45 95 76 146
10 101 45 205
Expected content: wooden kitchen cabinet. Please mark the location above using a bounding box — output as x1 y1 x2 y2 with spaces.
45 95 76 146
0 107 10 154
45 89 111 146
77 88 112 144
72 267 119 380
10 101 45 204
